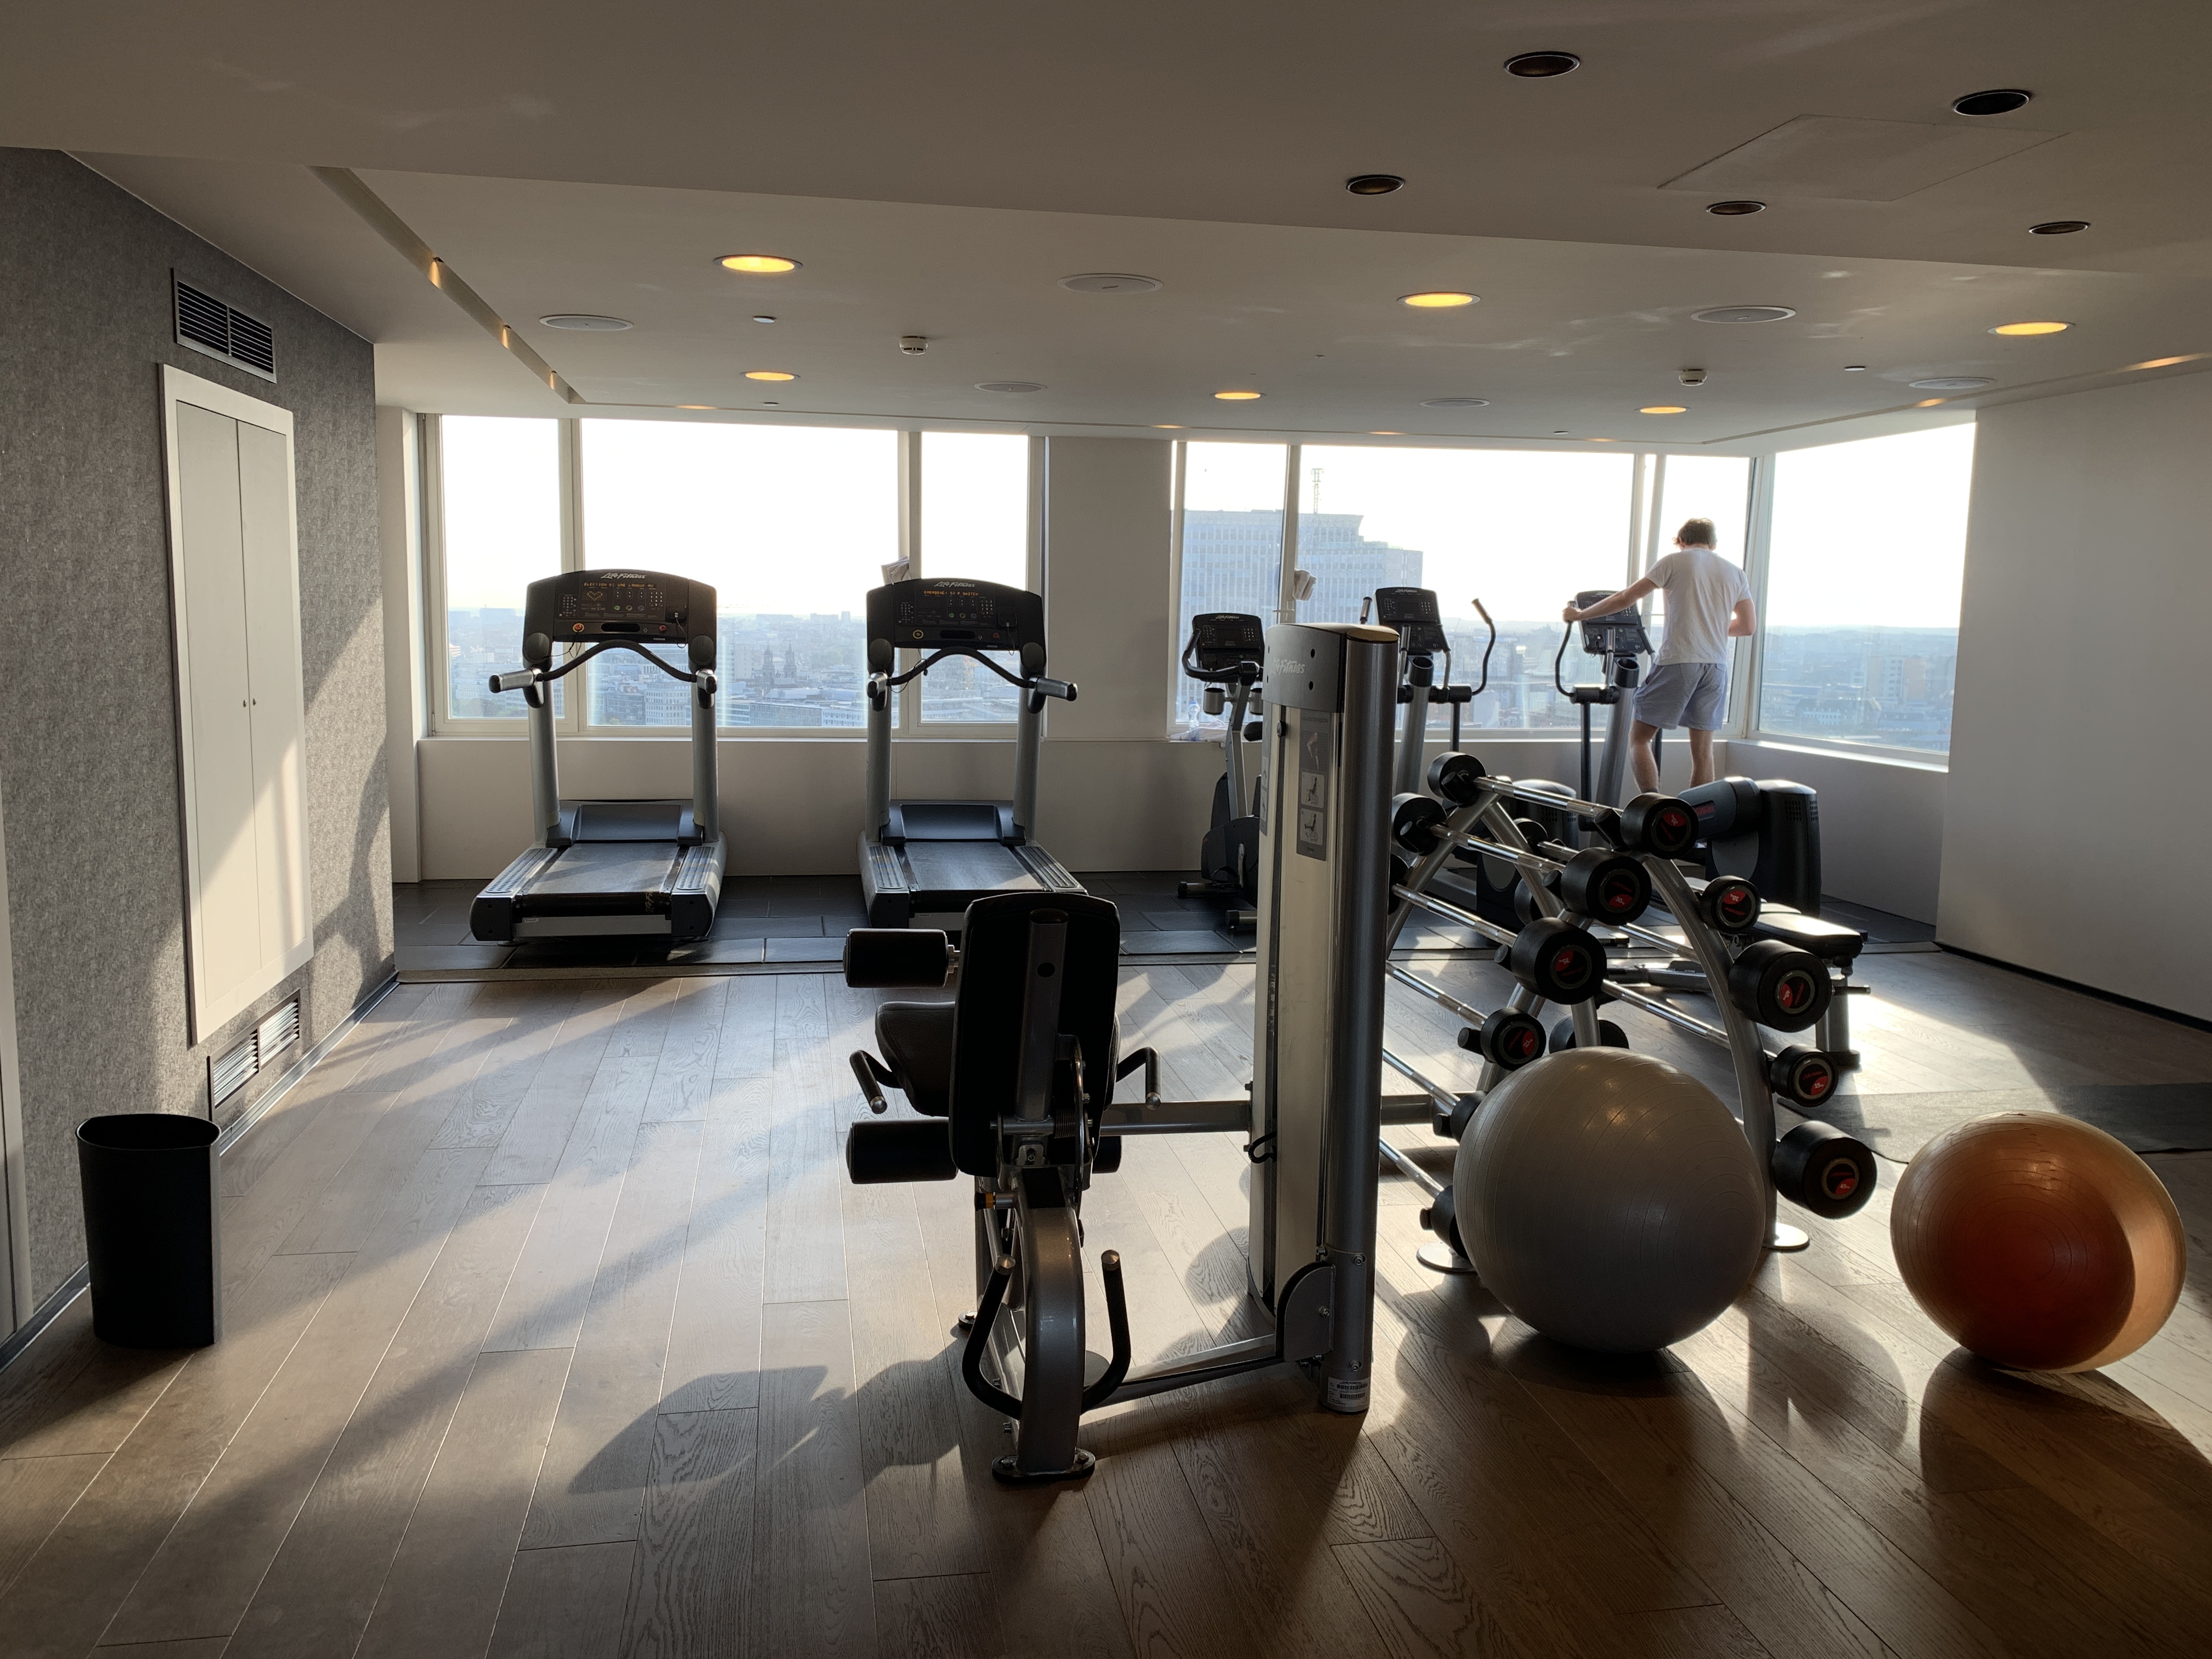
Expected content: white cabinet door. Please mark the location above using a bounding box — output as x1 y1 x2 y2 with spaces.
163 367 314 1042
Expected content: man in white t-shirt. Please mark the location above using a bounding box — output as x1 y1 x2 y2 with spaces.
1561 517 1753 792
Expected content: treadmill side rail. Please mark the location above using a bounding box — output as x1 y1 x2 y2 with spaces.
668 836 728 942
470 846 561 943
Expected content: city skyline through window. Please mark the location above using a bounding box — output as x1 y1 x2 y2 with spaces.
1760 423 1976 753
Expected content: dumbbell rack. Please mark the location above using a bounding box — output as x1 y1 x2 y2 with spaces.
1379 757 1876 1261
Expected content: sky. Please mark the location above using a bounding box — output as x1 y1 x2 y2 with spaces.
1767 424 1977 630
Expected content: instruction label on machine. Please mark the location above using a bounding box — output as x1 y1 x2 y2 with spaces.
1296 715 1330 860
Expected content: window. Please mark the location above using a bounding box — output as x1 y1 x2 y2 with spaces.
917 431 1031 724
1652 455 1751 567
580 420 898 729
438 416 562 721
1758 424 1975 754
1175 442 1288 729
1293 447 1639 732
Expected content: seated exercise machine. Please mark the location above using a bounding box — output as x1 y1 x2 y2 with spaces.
1173 611 1267 928
842 621 1411 1481
471 569 725 944
859 577 1082 929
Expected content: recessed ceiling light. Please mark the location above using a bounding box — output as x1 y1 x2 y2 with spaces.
1914 398 1948 408
1369 430 1403 436
1214 390 1263 400
1844 364 1868 371
1401 291 1477 308
676 404 714 410
1953 89 2032 117
1060 273 1163 294
2029 220 2090 236
1694 306 1796 324
1990 320 2069 335
1420 396 1489 408
1640 405 1688 415
1154 424 1186 429
752 314 777 323
1551 430 1570 435
1909 376 1996 391
1346 174 1404 195
1706 200 1765 217
1588 437 1618 442
718 255 800 273
2129 355 2204 370
1504 51 1579 77
975 381 1045 393
761 401 780 407
744 369 798 381
539 314 631 331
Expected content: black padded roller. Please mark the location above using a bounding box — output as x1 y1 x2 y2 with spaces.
843 928 952 988
845 1119 958 1184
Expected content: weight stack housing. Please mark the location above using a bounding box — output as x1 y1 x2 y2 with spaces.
1750 781 1821 916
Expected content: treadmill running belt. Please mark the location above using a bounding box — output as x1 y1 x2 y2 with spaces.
904 841 1045 895
529 841 680 898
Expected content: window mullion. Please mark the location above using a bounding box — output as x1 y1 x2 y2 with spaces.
1736 452 1777 740
1276 442 1301 624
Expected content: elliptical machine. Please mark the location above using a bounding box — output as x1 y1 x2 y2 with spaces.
1555 588 1653 816
1175 612 1267 928
1365 587 1492 798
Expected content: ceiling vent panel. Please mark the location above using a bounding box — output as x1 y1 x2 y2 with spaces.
1661 115 2056 202
173 276 276 381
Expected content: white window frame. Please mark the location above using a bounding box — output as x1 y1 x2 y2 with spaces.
906 430 1043 736
1736 440 1962 768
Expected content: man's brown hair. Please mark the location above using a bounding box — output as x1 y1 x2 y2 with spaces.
1676 517 1717 547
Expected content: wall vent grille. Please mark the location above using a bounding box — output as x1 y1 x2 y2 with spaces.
211 1036 258 1107
173 276 276 381
210 991 302 1108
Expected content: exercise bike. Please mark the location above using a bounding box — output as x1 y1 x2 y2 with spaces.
1175 612 1268 928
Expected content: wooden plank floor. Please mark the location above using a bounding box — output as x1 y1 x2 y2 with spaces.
2 951 2210 1658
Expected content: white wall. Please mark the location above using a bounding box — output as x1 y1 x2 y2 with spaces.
1727 740 1946 922
1939 372 2212 1019
375 407 424 882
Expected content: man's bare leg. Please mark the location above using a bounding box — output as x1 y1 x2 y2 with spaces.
1687 727 1718 788
1630 719 1662 794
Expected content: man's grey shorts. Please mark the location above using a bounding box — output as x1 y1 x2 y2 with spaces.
1634 661 1728 730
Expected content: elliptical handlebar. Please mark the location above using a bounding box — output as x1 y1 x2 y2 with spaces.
1180 634 1262 687
488 636 713 696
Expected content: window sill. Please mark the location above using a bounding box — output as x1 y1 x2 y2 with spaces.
1733 735 1949 774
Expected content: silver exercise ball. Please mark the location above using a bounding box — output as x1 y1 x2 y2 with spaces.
1454 1047 1767 1352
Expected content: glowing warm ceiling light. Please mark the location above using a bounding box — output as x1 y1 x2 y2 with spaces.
1153 424 1186 428
1990 320 2068 336
2129 354 2203 370
1639 404 1688 415
1401 290 1477 308
1915 398 1947 407
1214 390 1263 400
1588 437 1618 442
1369 430 1403 435
744 370 798 381
676 404 715 410
718 254 799 273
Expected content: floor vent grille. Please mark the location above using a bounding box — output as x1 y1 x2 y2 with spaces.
174 276 276 381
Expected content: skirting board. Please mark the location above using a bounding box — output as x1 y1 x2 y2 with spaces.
0 970 401 1377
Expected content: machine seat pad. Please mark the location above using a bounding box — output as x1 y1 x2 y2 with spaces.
1749 912 1865 962
877 1002 955 1116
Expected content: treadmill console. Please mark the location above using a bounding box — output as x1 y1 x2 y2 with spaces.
1187 612 1267 675
866 578 1047 672
524 568 716 654
1372 586 1450 653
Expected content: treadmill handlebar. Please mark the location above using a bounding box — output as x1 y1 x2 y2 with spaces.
489 669 537 693
870 650 1076 705
488 638 717 698
1031 676 1076 703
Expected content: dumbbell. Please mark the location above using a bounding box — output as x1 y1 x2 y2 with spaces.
1548 1017 1630 1054
1771 1121 1877 1218
1768 1045 1840 1108
1614 792 1700 857
1457 1008 1546 1070
1504 917 1605 1004
1558 848 1652 925
1727 940 1833 1031
1425 750 1488 805
1391 792 1449 859
1696 874 1762 935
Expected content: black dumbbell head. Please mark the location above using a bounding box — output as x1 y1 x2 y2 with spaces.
1560 849 1651 924
1768 1044 1838 1107
1426 749 1488 804
1727 939 1833 1032
1699 874 1762 935
1391 792 1449 857
1619 793 1699 857
1771 1121 1876 1218
1507 917 1605 1004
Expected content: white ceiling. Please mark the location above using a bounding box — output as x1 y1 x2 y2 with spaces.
21 1 2212 445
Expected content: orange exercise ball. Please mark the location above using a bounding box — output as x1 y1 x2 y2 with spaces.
1892 1114 2186 1373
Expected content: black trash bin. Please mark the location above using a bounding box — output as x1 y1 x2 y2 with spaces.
76 1114 222 1347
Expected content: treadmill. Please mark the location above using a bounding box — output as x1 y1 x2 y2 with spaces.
470 568 726 944
858 577 1083 928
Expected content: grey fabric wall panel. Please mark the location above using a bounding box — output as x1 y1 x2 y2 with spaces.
0 149 391 1306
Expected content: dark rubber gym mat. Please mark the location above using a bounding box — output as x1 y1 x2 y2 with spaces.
1818 1083 2212 1162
